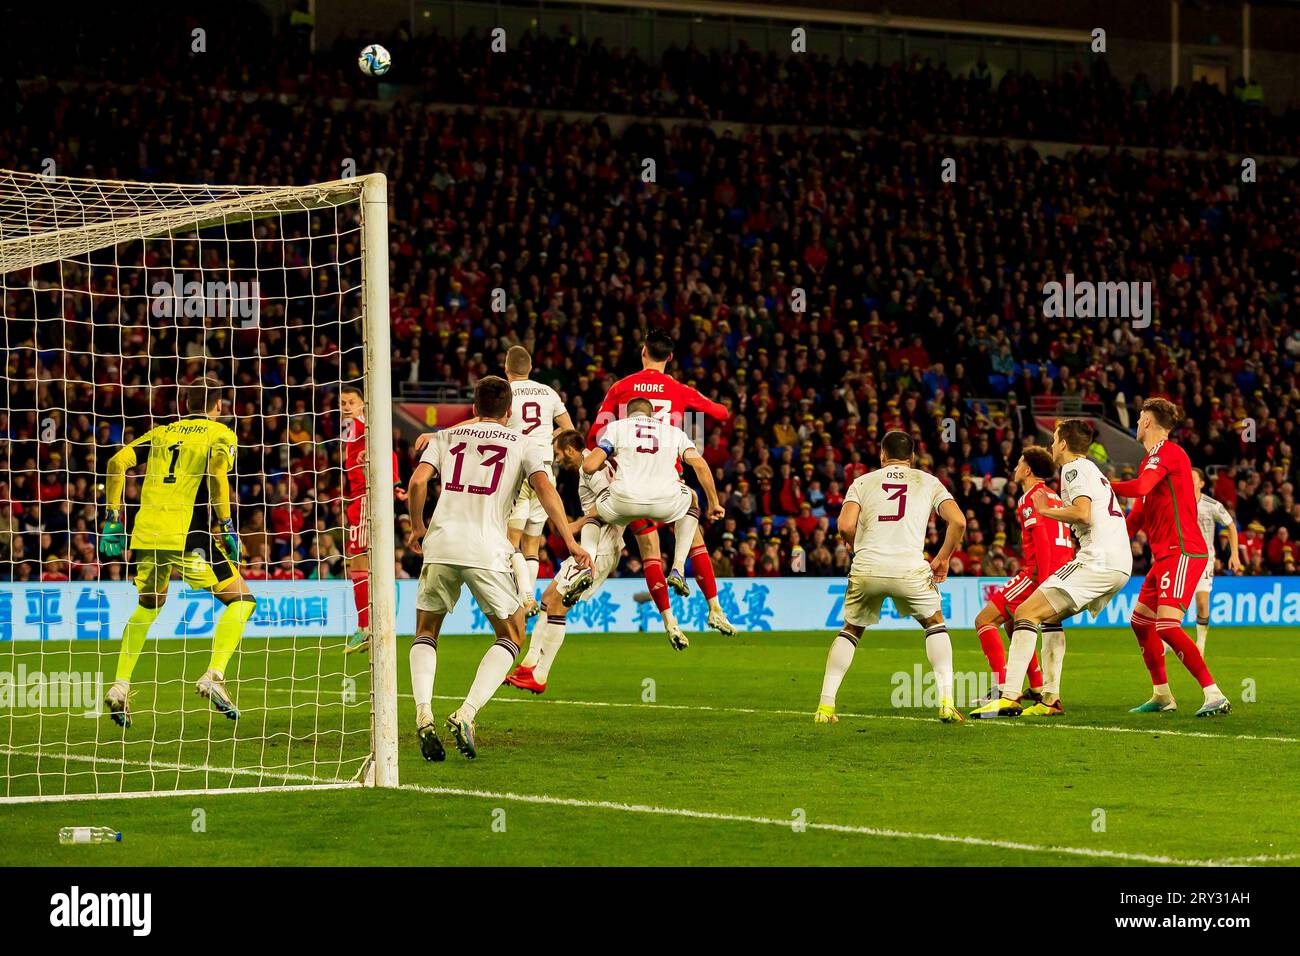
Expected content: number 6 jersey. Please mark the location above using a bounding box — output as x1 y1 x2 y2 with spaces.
844 466 954 575
418 421 546 571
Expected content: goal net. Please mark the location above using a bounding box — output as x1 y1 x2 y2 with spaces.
0 169 398 801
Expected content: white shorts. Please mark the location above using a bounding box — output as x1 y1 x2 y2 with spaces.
1195 561 1214 595
416 563 522 619
508 464 551 536
1039 561 1130 617
843 567 942 627
595 485 693 528
553 523 623 603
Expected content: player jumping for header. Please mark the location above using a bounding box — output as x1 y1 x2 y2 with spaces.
588 328 736 636
582 397 725 650
99 376 254 728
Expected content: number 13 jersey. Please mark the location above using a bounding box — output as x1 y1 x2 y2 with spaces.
419 421 546 571
845 466 954 575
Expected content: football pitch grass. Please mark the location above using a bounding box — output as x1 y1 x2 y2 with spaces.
3 627 1298 867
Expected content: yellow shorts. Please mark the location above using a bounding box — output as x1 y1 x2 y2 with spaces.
133 543 241 596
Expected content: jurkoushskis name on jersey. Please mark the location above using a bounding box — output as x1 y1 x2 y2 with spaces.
592 404 708 446
447 425 523 442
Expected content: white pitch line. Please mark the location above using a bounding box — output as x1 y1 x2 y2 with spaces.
401 691 1299 745
3 745 1295 867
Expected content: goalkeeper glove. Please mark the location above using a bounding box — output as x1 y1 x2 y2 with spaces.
99 510 126 557
215 519 241 564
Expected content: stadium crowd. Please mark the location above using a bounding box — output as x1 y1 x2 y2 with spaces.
2 20 1298 588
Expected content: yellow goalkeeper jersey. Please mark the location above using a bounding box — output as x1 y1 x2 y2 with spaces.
121 418 238 551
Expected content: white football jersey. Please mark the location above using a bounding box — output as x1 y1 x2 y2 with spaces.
1196 495 1233 548
508 379 568 463
1058 457 1132 574
419 421 546 571
846 465 955 574
577 449 613 515
598 414 696 499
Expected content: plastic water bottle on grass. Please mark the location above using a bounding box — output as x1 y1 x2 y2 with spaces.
59 827 122 845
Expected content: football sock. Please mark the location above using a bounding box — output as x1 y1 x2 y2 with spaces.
533 614 567 683
690 546 720 602
519 618 547 668
976 623 1006 685
462 637 519 721
1131 611 1167 685
1001 619 1039 699
1155 617 1216 688
525 553 539 596
410 635 438 708
671 509 699 576
349 569 370 630
819 630 859 708
643 557 671 613
1026 649 1044 691
924 624 955 703
115 604 162 683
1041 625 1066 701
208 598 255 675
1196 616 1209 654
511 550 532 605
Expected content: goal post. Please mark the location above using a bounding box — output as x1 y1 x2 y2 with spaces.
361 173 399 789
0 168 398 800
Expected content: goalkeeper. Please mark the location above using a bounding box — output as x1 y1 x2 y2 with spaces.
100 376 256 728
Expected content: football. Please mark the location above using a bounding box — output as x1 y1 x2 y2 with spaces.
358 43 391 77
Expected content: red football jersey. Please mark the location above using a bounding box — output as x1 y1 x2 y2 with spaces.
1018 480 1074 584
344 414 401 501
587 368 729 448
1111 439 1208 557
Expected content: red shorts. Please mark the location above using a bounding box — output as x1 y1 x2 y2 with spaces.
1138 552 1208 613
345 497 368 557
989 572 1040 618
628 518 662 537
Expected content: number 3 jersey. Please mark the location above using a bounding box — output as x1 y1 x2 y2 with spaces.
418 421 546 571
1059 457 1133 575
844 466 954 575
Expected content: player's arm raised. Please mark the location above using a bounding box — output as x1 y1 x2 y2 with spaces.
682 446 725 520
405 460 436 552
528 469 592 569
930 499 967 582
